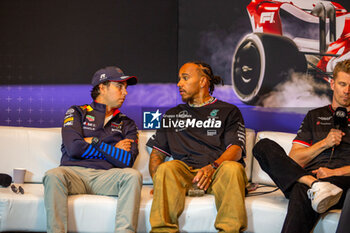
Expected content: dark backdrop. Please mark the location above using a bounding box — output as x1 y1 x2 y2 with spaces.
0 0 178 84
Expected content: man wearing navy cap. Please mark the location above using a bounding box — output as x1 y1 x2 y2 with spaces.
43 66 142 233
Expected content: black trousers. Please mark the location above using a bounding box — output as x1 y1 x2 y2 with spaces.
253 138 350 233
336 189 350 233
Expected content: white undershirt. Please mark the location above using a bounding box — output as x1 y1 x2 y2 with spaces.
104 114 113 126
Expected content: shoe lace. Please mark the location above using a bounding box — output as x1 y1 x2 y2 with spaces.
307 187 319 200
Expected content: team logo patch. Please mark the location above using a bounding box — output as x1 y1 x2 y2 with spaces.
80 105 94 112
100 73 107 81
86 115 95 122
210 109 219 117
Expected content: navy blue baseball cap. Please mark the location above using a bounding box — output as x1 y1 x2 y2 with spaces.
91 66 138 87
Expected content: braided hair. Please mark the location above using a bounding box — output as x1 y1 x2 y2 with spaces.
188 61 223 94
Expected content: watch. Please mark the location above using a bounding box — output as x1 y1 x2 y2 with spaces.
211 161 219 170
91 137 99 145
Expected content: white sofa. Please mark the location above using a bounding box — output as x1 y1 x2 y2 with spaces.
0 126 341 233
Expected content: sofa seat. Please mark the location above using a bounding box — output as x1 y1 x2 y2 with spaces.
0 127 342 232
0 184 340 233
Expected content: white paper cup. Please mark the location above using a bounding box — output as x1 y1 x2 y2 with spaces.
13 168 26 184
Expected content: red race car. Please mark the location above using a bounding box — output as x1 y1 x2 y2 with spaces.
232 0 350 105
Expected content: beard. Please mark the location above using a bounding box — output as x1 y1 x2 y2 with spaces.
181 94 193 103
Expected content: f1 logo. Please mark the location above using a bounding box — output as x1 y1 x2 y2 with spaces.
260 12 275 24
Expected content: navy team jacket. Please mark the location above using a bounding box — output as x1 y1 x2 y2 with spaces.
60 101 139 170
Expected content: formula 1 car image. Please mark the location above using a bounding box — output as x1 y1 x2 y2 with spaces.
231 0 350 105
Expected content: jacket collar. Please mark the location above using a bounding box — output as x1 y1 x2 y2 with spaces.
91 101 120 116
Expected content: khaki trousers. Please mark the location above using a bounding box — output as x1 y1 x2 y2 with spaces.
43 166 142 233
150 160 248 233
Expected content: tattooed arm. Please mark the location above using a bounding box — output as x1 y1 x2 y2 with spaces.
149 148 166 179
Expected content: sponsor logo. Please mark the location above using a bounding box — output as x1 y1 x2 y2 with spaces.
64 117 73 124
100 74 107 81
336 111 346 118
83 126 95 131
64 121 73 127
86 115 95 122
317 116 332 121
207 130 217 136
64 114 74 119
111 121 123 129
143 109 162 129
210 109 219 117
83 121 96 127
177 110 191 118
83 121 96 131
65 108 74 115
111 121 123 132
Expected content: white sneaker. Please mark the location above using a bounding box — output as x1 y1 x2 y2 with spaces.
307 182 343 213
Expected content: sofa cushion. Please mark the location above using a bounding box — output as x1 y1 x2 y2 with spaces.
0 126 62 183
244 128 256 181
246 186 340 233
251 131 296 186
132 130 155 184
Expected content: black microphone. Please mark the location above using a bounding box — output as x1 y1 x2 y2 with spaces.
0 173 12 187
334 107 348 129
328 107 348 166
